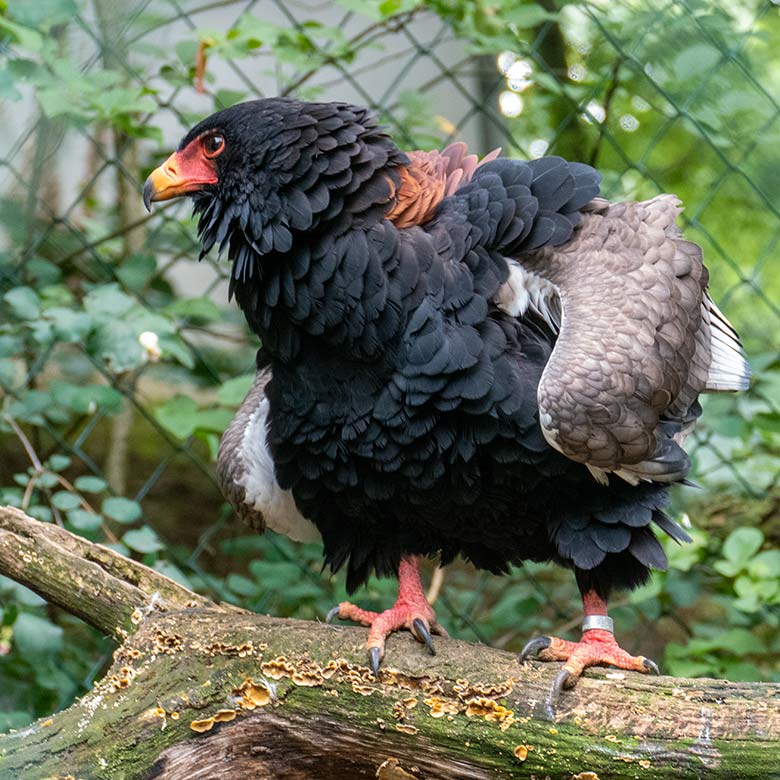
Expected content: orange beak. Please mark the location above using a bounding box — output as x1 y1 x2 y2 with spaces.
143 150 217 211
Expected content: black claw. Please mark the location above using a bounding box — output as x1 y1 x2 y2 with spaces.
545 668 573 720
519 636 551 663
369 646 382 678
325 605 341 624
412 618 436 656
643 657 660 676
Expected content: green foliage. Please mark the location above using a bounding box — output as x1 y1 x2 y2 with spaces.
1 1 159 138
1 0 779 737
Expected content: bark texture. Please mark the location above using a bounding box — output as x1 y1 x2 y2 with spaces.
0 505 779 780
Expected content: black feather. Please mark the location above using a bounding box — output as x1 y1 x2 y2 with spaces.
177 97 696 599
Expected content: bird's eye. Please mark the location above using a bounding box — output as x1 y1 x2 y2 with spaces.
203 134 225 158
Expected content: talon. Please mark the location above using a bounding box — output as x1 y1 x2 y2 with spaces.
412 617 436 655
330 558 443 671
519 635 551 663
643 657 660 675
526 592 655 699
546 668 572 719
369 646 382 678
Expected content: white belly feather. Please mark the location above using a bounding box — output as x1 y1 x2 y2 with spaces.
238 395 321 544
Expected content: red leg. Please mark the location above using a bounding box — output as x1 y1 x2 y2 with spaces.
327 557 447 675
520 590 659 716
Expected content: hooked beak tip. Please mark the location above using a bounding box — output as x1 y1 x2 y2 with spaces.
142 178 155 212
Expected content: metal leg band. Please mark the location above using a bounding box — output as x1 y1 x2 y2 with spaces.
582 615 614 633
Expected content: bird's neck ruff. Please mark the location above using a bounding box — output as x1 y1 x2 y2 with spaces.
191 101 409 363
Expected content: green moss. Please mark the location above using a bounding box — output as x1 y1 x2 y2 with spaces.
1 609 778 780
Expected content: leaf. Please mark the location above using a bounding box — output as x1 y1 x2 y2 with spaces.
163 297 222 322
3 286 40 319
0 578 45 607
0 358 17 387
8 0 77 30
29 319 55 346
12 612 63 656
67 509 103 532
116 253 157 293
83 283 136 320
0 488 23 507
192 407 234 434
125 310 175 337
37 87 88 119
711 414 747 438
73 476 108 494
88 321 146 373
155 395 233 440
721 527 763 565
157 333 195 369
748 549 780 580
0 67 22 101
50 491 81 511
6 390 52 424
378 0 402 16
504 3 557 28
47 454 71 471
673 43 721 80
226 573 259 597
102 497 142 524
154 395 200 440
201 431 221 462
754 413 780 434
50 381 123 415
27 257 62 286
333 0 417 20
215 89 247 109
217 374 254 406
0 335 23 358
123 526 164 554
0 17 44 51
27 505 52 523
89 88 157 120
661 571 698 608
37 472 59 488
175 40 199 66
733 575 764 613
0 712 34 732
45 308 93 342
713 559 743 578
719 661 763 682
153 560 193 589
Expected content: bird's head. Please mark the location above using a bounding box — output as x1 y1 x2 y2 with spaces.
143 98 406 268
143 99 284 213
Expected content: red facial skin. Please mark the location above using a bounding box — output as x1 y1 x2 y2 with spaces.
143 132 223 207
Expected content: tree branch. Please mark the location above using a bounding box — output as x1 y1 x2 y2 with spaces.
1 506 779 780
0 505 212 638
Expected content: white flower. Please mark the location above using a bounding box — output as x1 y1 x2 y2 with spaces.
139 331 162 363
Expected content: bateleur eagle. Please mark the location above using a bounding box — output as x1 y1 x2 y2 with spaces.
144 98 750 711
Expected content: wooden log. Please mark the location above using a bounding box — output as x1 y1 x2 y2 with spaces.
0 506 778 780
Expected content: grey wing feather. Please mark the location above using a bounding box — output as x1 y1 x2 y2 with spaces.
514 194 749 484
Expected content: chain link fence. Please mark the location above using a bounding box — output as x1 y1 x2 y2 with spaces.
1 0 779 720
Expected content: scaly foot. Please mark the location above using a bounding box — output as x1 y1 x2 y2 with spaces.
520 591 659 717
326 557 448 675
